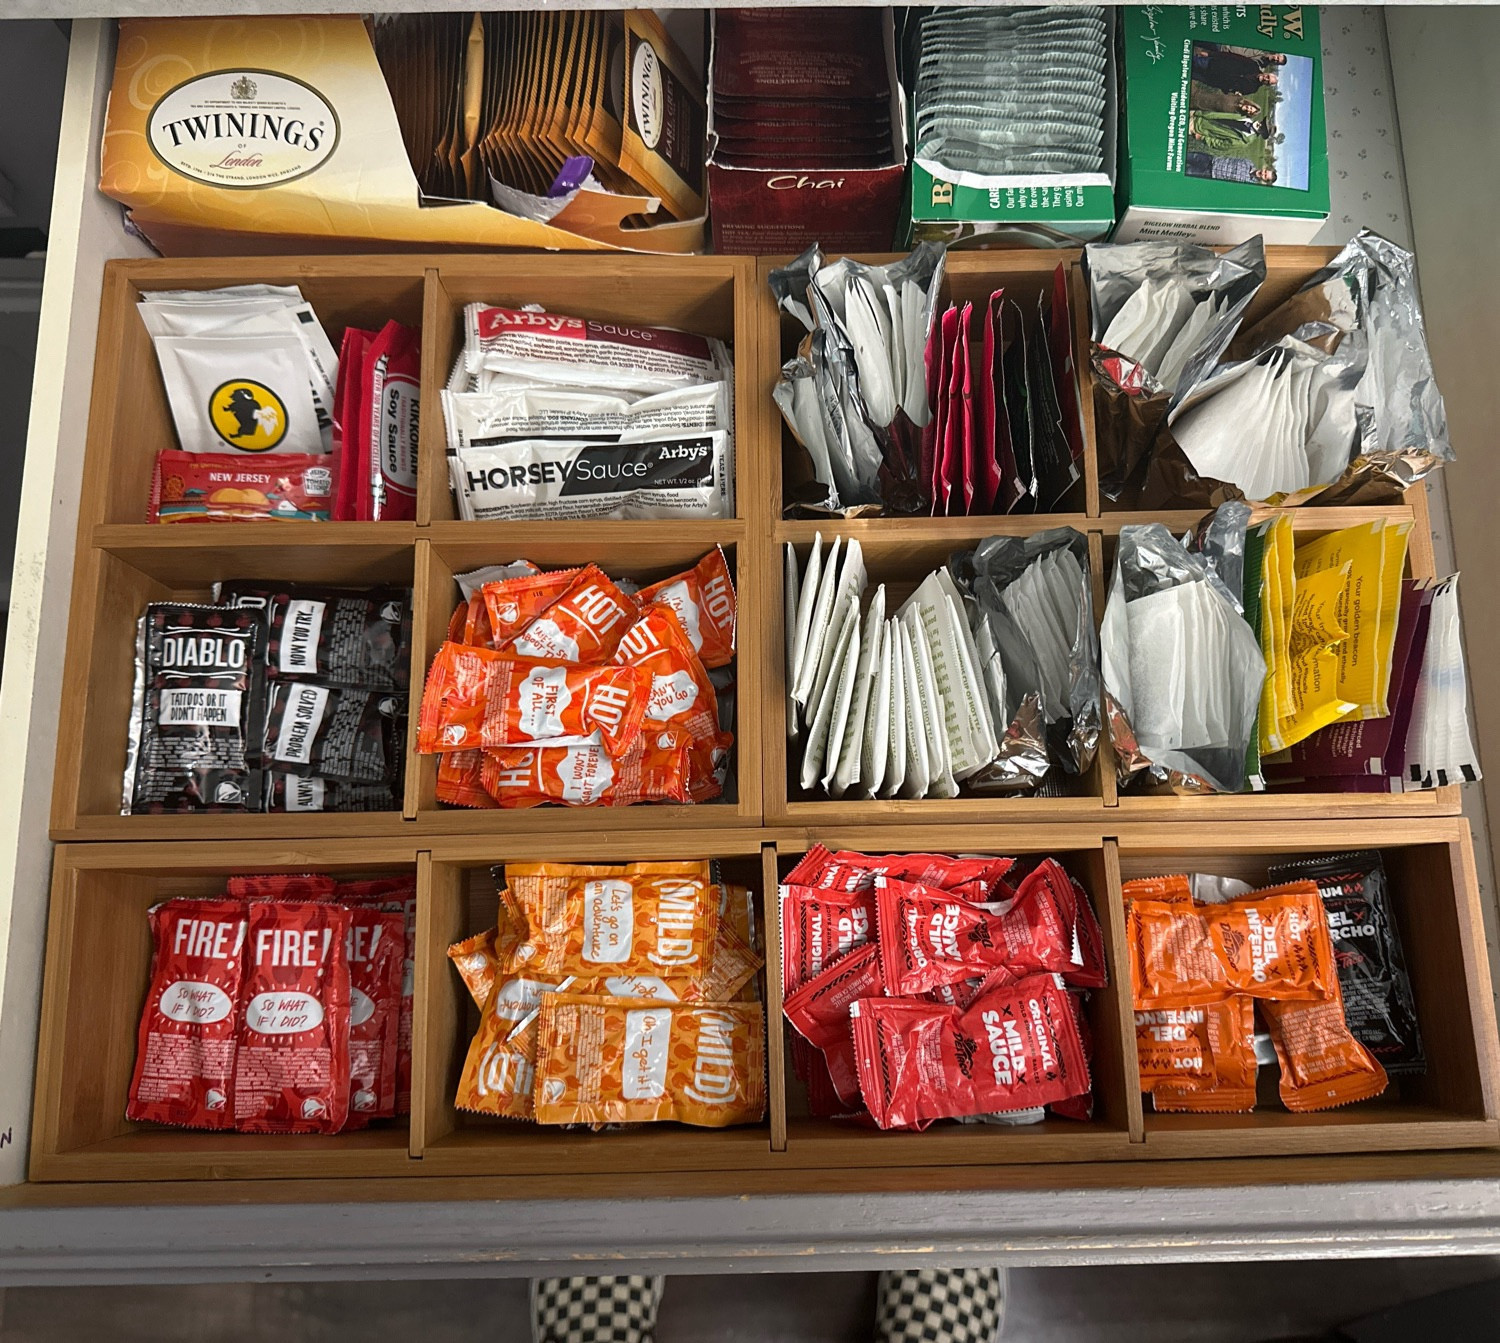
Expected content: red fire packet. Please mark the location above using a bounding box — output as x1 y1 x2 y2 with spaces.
343 906 404 1124
233 901 351 1134
226 873 338 901
127 899 248 1130
150 451 334 523
875 873 1073 996
334 327 373 522
337 876 417 1116
851 974 1090 1129
780 883 876 995
956 302 978 516
363 320 421 522
636 547 738 669
782 942 883 1107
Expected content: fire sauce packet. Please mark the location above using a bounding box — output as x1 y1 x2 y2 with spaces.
263 683 404 784
344 906 404 1123
782 942 882 1107
338 875 418 1116
416 644 648 755
779 883 876 995
127 898 248 1130
636 547 738 669
1127 881 1338 1008
850 975 1090 1130
532 996 766 1128
124 604 264 814
1268 851 1424 1074
502 860 719 990
233 901 351 1134
149 450 333 523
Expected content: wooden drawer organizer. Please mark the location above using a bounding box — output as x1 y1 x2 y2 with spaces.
31 248 1498 1186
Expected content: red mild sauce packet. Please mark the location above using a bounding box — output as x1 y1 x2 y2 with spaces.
779 883 876 996
127 899 248 1130
344 906 404 1123
851 974 1090 1130
233 901 351 1134
785 844 1016 903
635 547 738 669
782 943 882 1107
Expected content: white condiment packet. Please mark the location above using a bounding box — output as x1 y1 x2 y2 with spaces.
833 584 886 796
790 533 824 716
897 620 931 798
800 596 859 793
907 610 959 798
785 543 802 740
807 591 858 731
821 607 864 792
863 620 894 798
455 561 540 600
881 617 908 798
846 277 898 427
794 535 841 707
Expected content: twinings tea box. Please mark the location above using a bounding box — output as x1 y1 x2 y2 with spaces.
1114 6 1330 244
100 15 702 255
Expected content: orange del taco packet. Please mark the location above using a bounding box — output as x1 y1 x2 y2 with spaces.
532 995 766 1127
503 860 720 989
417 643 648 755
1126 881 1337 1008
636 547 738 669
1260 982 1388 1112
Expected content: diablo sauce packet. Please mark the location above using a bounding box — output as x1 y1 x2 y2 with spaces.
125 604 263 814
127 899 248 1130
233 901 351 1134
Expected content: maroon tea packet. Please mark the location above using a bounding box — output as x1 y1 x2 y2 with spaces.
928 305 959 514
1046 263 1085 466
938 306 965 516
956 301 978 517
988 293 1023 513
712 8 890 102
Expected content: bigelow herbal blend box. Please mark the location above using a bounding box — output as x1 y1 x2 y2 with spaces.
1114 6 1329 244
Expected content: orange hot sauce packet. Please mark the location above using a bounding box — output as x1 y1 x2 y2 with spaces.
464 591 494 648
481 568 580 649
447 600 469 645
478 725 713 809
417 643 648 754
532 996 766 1128
636 547 737 669
503 860 719 987
509 564 638 663
436 748 497 808
1261 980 1388 1112
448 927 500 1009
613 602 719 739
1146 997 1259 1113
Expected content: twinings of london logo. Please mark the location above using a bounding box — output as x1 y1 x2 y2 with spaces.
209 379 289 452
147 70 340 189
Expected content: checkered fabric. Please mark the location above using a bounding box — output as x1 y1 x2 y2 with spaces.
874 1266 1006 1343
530 1274 664 1343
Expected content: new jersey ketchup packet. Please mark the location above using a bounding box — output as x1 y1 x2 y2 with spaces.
635 547 737 669
417 643 648 755
127 899 248 1130
850 975 1090 1130
532 996 766 1128
233 901 351 1134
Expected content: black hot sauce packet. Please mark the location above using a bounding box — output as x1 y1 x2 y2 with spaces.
126 603 264 813
1268 850 1426 1075
218 582 413 692
264 771 400 813
263 682 405 786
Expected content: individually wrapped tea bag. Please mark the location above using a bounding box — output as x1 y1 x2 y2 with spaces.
955 528 1100 792
1403 575 1481 789
1101 505 1265 793
1087 237 1266 503
771 243 946 514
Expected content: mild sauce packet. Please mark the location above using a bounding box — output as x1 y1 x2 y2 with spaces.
782 942 881 1107
779 883 875 995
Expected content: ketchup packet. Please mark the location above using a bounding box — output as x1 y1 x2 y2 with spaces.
483 568 581 649
127 899 248 1130
532 996 766 1128
783 943 882 1107
779 883 876 995
636 547 737 669
875 872 1073 996
264 682 403 784
416 644 647 755
509 565 638 664
150 450 333 523
262 587 412 692
851 975 1090 1130
363 320 421 522
502 860 719 990
233 901 351 1134
344 906 404 1123
125 604 264 814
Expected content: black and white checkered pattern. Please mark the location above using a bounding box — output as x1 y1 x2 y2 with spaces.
530 1274 664 1343
874 1266 1006 1343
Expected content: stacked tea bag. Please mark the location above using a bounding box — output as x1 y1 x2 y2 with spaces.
771 245 946 514
784 529 1098 798
139 284 337 457
910 7 1109 178
374 11 705 222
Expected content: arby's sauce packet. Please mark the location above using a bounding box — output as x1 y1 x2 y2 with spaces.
416 643 648 755
127 899 248 1130
532 996 766 1128
233 901 351 1134
635 548 738 669
782 943 882 1107
850 975 1090 1130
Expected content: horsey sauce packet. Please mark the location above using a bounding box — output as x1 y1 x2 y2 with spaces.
124 604 264 814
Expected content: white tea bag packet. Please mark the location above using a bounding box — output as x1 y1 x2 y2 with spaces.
907 610 960 798
899 570 998 779
1122 582 1189 754
881 617 909 798
1155 292 1225 395
153 332 323 455
800 597 859 792
784 543 803 739
789 533 825 719
820 607 864 792
897 620 931 798
793 535 842 708
845 276 898 427
863 620 894 798
807 589 858 727
833 584 886 796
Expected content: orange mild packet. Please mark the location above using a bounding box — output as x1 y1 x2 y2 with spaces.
448 927 500 1009
503 860 719 989
532 995 766 1127
453 971 574 1120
